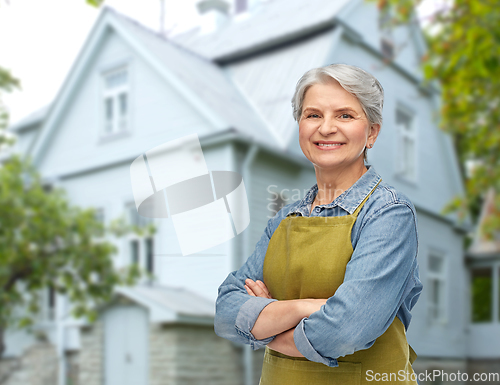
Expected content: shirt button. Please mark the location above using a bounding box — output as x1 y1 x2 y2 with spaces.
315 207 321 213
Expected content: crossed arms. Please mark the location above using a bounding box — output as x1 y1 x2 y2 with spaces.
244 278 327 357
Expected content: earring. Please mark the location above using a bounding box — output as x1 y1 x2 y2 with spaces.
368 143 373 148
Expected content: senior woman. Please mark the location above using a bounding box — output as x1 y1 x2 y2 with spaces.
214 63 423 384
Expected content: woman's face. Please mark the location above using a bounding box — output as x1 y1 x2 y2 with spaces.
298 79 379 172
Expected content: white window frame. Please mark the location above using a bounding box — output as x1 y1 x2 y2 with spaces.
427 248 448 325
125 201 155 282
469 262 500 324
395 104 418 183
101 65 130 137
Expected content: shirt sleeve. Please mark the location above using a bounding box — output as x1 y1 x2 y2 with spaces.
214 215 279 350
293 202 419 366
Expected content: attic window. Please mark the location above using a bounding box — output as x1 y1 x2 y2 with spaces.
102 67 129 135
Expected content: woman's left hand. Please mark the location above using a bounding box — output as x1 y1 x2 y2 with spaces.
267 328 304 357
244 278 273 299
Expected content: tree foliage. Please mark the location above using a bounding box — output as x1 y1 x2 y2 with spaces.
0 154 155 357
0 0 150 360
372 0 500 239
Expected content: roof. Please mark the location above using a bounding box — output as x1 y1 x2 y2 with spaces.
8 104 50 132
113 285 215 324
172 0 353 61
468 187 500 257
25 6 281 164
111 8 278 145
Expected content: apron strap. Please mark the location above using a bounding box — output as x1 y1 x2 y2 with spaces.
352 179 382 218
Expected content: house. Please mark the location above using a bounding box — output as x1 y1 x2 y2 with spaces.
466 188 500 378
1 0 479 384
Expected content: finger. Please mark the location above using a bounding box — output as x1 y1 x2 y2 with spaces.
244 284 255 296
245 279 266 297
256 280 271 298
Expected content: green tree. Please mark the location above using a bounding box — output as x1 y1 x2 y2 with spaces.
0 0 151 360
0 154 155 358
372 0 500 240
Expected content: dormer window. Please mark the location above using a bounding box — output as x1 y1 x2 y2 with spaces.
102 67 129 135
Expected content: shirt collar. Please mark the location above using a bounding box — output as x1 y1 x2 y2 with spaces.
285 165 382 217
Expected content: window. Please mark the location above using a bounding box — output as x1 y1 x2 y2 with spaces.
130 239 139 265
93 207 105 237
102 67 129 135
428 251 446 324
126 202 153 229
40 285 56 322
471 267 493 323
145 237 154 274
125 202 155 280
395 107 417 181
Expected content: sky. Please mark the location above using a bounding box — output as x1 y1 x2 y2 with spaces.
0 0 440 126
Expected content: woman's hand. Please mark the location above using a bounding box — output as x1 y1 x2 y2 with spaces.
244 278 273 299
267 328 304 357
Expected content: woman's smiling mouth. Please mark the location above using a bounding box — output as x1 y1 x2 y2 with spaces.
314 141 345 150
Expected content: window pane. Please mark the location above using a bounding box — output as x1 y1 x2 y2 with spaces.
119 93 128 131
119 93 127 116
429 254 443 273
105 98 113 133
105 70 127 89
145 238 154 274
127 202 152 228
396 109 412 132
130 240 139 265
471 267 492 322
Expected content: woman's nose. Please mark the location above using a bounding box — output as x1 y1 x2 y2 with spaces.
317 118 338 136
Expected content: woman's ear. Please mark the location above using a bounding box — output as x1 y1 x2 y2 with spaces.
368 123 381 143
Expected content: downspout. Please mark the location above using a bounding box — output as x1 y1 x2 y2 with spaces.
240 140 259 385
57 294 66 385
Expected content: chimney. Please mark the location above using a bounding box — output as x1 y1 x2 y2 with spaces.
196 0 230 34
234 0 263 15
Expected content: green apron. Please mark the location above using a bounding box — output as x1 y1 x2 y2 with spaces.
260 180 418 384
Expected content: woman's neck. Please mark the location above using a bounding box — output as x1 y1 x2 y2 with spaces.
313 163 368 205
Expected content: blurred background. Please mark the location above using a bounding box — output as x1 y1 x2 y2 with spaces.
0 0 499 384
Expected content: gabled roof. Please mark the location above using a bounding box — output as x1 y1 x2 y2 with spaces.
28 6 279 166
172 0 353 61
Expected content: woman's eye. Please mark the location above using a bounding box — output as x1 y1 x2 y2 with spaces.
308 114 320 118
340 113 353 119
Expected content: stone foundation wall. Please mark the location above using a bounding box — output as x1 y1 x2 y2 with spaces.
78 321 103 385
0 341 57 385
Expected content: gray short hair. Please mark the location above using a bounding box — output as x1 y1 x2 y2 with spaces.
291 63 384 126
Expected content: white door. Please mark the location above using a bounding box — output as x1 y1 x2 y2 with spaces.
104 304 149 385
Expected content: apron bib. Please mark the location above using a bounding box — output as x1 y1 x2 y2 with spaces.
260 180 418 384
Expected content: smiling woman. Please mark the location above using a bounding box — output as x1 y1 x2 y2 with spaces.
214 64 422 385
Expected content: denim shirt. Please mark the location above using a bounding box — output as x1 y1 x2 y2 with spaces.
214 165 423 368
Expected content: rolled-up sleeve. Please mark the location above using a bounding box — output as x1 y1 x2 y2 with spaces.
214 216 279 350
293 202 419 366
